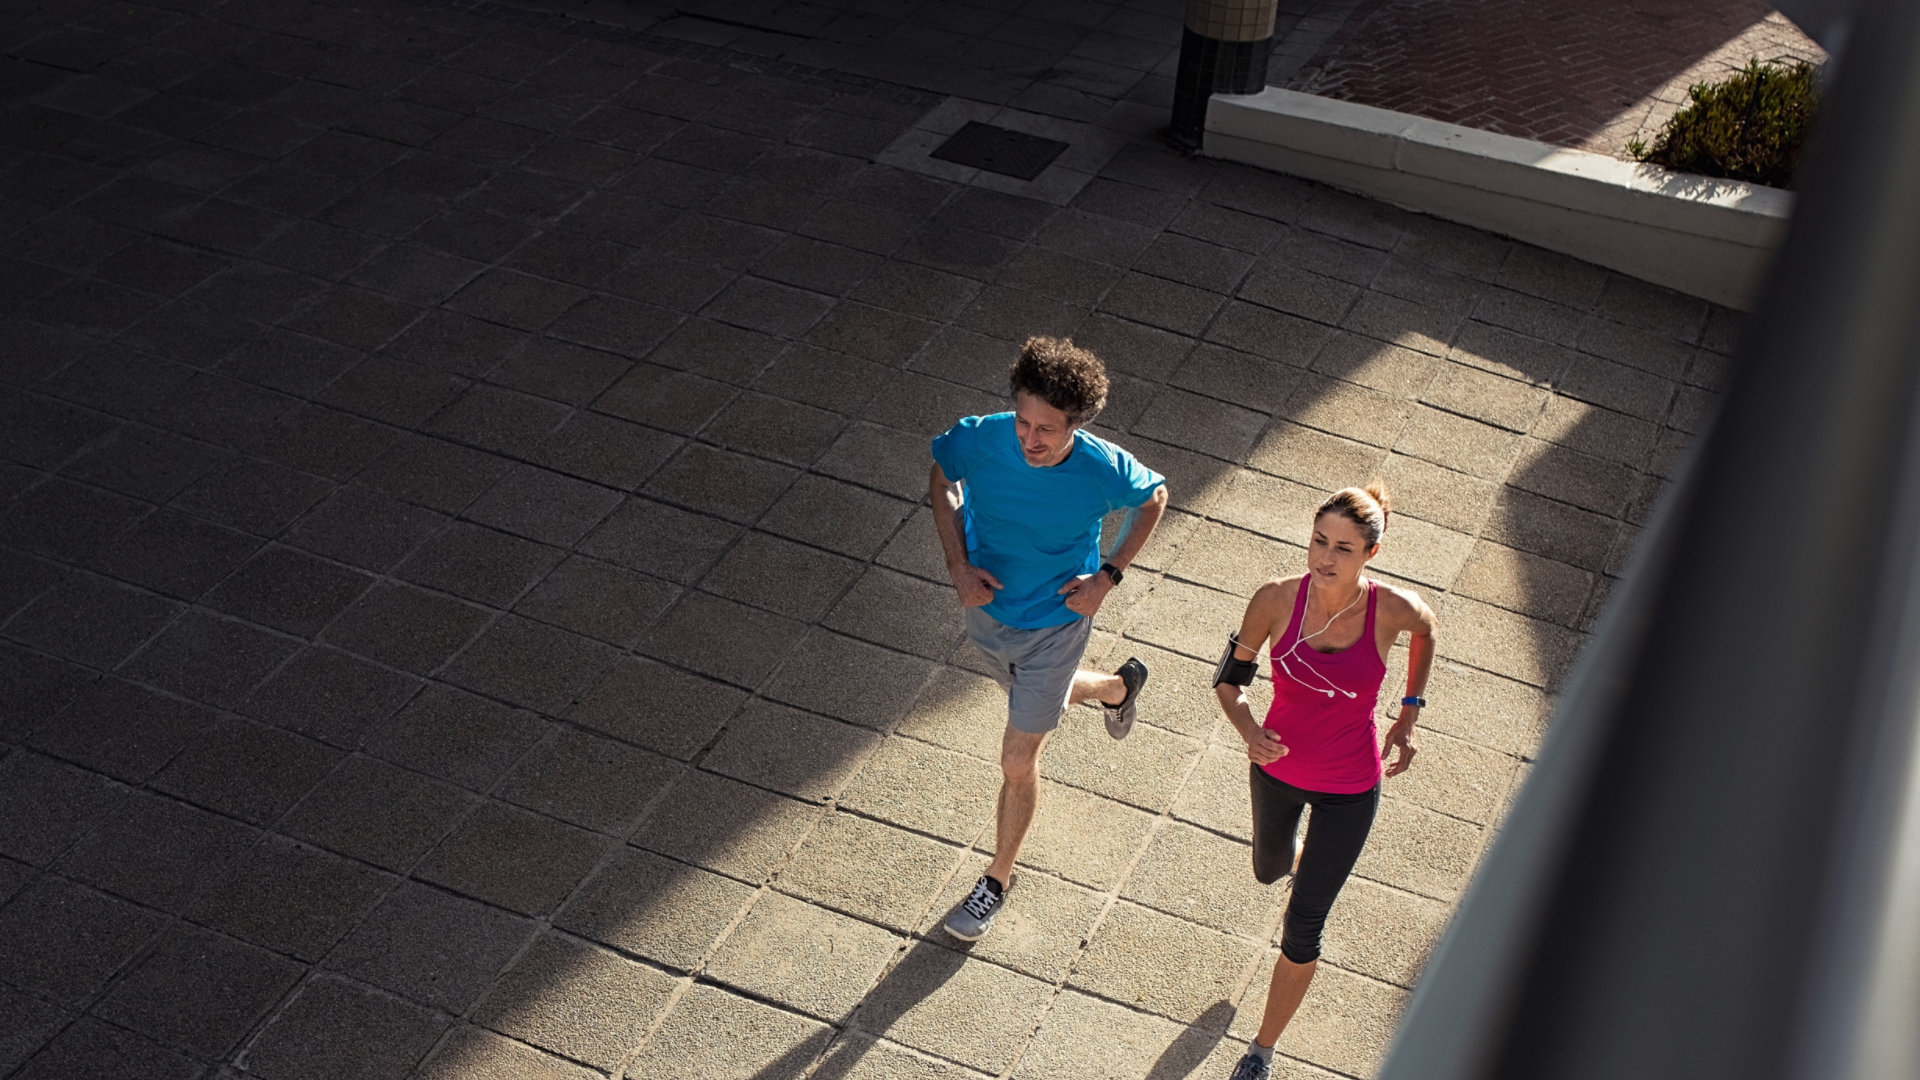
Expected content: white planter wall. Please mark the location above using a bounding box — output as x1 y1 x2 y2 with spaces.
1204 89 1793 310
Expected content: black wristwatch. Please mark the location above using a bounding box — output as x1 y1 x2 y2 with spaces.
1100 562 1124 586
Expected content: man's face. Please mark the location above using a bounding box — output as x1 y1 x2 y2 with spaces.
1012 391 1075 467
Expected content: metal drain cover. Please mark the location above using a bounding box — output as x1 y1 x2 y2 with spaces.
931 122 1069 180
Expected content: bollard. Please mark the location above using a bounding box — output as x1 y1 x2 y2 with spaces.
1169 0 1278 151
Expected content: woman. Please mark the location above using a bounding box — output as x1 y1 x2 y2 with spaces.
1214 483 1437 1080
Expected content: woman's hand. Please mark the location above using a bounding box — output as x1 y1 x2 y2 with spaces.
1381 712 1419 777
1243 725 1287 766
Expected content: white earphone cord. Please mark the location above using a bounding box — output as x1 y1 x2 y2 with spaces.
1273 577 1366 700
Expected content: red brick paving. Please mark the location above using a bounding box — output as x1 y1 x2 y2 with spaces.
1285 0 1825 158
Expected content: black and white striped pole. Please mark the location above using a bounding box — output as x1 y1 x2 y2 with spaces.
1168 0 1277 151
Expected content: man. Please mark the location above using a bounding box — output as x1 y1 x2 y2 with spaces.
930 335 1169 941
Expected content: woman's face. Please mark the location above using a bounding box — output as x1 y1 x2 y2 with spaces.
1308 511 1378 587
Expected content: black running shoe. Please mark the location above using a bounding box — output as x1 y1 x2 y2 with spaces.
1104 657 1148 739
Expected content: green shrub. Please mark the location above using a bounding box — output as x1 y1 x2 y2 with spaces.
1628 59 1820 189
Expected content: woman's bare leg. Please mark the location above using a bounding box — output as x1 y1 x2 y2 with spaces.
1254 955 1318 1049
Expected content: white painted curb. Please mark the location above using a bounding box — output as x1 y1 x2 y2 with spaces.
1204 88 1793 309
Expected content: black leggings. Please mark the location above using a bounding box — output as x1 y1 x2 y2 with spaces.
1250 765 1379 964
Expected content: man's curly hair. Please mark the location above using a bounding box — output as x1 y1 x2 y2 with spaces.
1008 336 1108 425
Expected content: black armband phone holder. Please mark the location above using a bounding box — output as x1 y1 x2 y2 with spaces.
1213 635 1257 687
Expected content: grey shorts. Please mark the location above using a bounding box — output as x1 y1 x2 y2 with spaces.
964 607 1094 735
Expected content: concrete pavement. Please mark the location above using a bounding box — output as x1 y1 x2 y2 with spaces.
0 1 1739 1077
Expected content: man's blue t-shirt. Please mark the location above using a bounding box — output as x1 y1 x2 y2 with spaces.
931 413 1165 629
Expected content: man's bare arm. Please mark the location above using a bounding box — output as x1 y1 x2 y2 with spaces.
1105 484 1168 573
929 462 1001 608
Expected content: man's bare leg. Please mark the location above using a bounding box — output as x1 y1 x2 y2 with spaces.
1070 670 1126 706
983 671 1127 889
984 725 1046 888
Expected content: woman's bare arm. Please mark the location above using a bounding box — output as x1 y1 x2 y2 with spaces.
1378 587 1438 777
1216 578 1296 766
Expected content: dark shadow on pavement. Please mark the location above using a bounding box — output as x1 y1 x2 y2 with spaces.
0 1 1737 1076
798 939 971 1080
1145 999 1235 1080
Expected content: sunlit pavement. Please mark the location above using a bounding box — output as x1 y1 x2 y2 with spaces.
0 1 1738 1077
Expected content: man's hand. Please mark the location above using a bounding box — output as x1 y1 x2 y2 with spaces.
1243 725 1287 766
1381 712 1419 777
1057 572 1113 617
949 562 1002 608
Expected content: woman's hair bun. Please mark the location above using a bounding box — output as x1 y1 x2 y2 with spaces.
1316 481 1392 547
1363 480 1392 521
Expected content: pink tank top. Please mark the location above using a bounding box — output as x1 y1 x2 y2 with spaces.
1262 578 1388 794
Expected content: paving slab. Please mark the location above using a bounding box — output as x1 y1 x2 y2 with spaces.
13 1017 204 1080
705 697 884 802
625 983 834 1080
762 628 938 731
555 845 756 971
189 835 395 964
779 811 966 931
413 799 611 916
1071 899 1263 1026
472 932 678 1071
808 1031 997 1080
245 974 450 1080
566 654 745 760
496 726 679 833
852 939 1057 1074
1353 796 1484 902
321 880 534 1012
1171 743 1259 844
1379 728 1518 826
895 665 1018 762
633 768 824 883
0 875 166 1007
1012 989 1211 1080
707 890 903 1021
1318 878 1452 989
839 736 1003 844
1122 820 1279 937
417 1026 600 1080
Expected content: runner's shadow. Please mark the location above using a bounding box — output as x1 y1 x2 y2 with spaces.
1145 1000 1235 1080
753 938 971 1080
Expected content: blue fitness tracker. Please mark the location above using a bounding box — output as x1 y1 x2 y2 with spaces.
1401 696 1426 708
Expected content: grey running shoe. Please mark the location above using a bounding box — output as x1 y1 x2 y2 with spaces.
942 874 1005 941
1228 1052 1271 1080
1104 657 1148 739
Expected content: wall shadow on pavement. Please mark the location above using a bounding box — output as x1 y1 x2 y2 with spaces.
0 2 1734 1074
